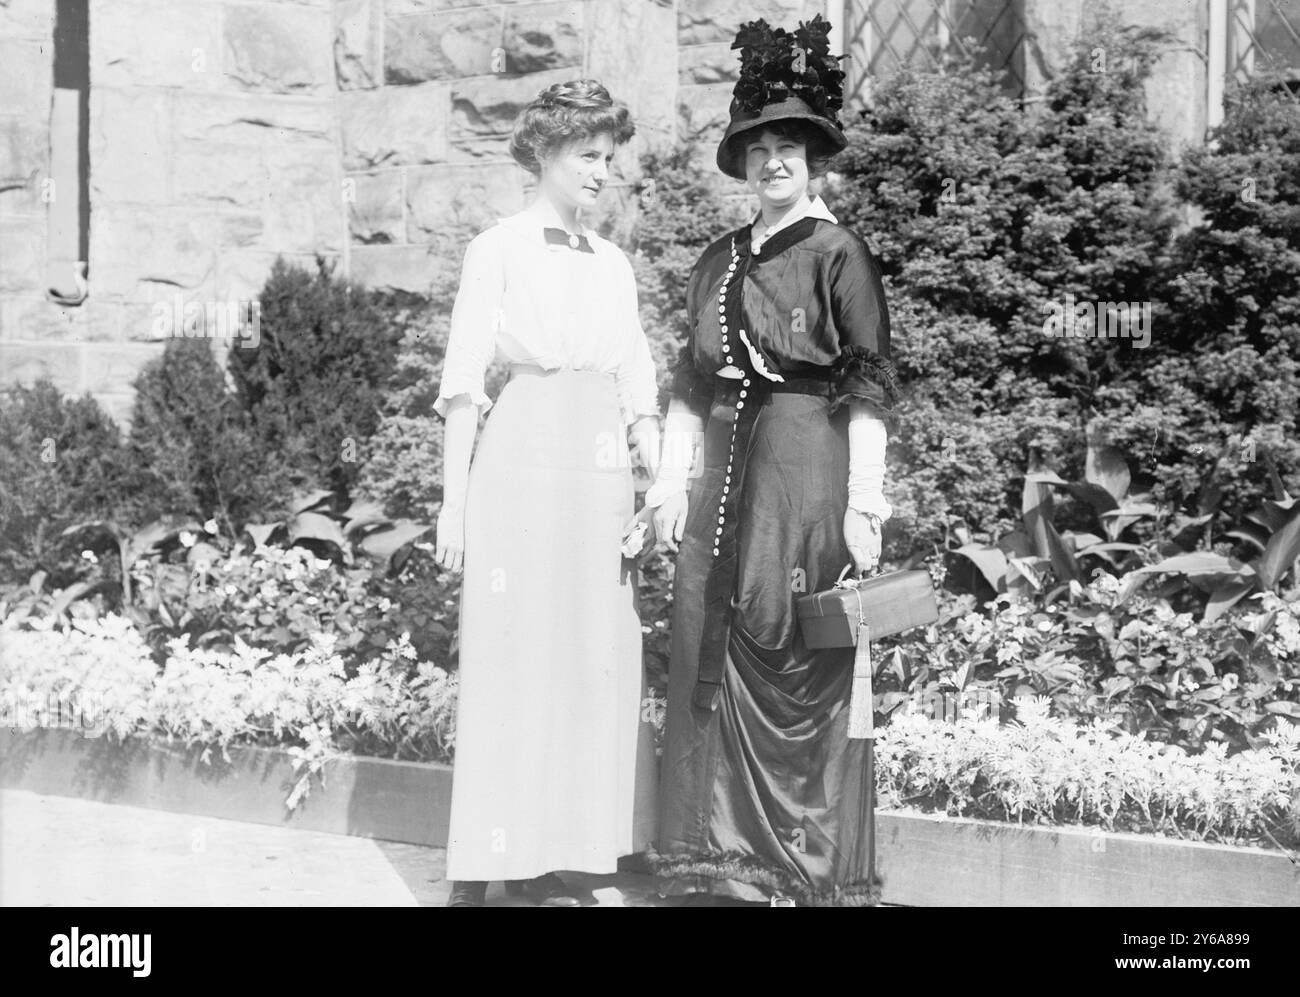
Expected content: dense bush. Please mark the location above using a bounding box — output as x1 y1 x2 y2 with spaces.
353 297 449 523
125 338 292 533
227 257 405 499
828 22 1185 553
1129 73 1300 525
0 380 131 585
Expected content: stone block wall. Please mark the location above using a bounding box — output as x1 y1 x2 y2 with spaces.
1 0 344 424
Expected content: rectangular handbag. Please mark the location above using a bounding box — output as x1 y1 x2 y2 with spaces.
798 564 940 742
796 563 940 649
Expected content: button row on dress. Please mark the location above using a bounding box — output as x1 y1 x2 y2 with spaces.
713 243 744 557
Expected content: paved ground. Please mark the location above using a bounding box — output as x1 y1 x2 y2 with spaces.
0 789 664 907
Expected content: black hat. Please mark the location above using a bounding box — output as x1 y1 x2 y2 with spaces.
716 14 849 181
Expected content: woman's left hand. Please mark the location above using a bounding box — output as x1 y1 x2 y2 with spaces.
620 503 657 560
844 508 882 576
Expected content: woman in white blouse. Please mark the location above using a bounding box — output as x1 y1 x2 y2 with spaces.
433 80 661 907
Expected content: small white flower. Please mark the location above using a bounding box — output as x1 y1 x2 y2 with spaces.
80 549 97 563
203 518 219 535
178 531 196 548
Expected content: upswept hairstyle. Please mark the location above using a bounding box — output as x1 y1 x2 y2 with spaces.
509 79 636 176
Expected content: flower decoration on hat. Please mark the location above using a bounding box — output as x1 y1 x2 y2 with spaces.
730 14 847 125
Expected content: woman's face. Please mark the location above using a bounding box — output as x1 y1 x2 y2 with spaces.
743 128 811 208
538 131 616 213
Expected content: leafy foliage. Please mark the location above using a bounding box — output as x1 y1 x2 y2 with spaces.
875 575 1300 754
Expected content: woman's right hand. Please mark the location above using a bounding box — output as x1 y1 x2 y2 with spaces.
435 502 466 572
652 491 689 554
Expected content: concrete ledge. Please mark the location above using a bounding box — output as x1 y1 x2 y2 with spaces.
0 728 452 848
4 728 1297 905
876 810 1300 907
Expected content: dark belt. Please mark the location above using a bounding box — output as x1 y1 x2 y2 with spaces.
712 374 832 398
692 239 832 710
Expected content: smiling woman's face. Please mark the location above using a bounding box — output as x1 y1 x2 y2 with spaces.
539 131 616 213
744 128 810 208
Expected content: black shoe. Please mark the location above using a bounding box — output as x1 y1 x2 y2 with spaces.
446 881 487 907
504 873 581 907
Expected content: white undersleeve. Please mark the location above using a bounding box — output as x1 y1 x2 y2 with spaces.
847 405 891 520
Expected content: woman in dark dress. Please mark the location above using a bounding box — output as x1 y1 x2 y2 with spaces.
637 16 900 906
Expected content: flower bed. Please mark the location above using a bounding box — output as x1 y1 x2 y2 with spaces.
5 612 1299 853
877 697 1300 851
0 613 457 809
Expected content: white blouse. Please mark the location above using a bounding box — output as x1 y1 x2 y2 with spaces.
433 199 661 425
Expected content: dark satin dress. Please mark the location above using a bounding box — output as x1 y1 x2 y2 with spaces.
651 215 900 906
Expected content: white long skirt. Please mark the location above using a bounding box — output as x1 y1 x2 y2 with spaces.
444 367 658 881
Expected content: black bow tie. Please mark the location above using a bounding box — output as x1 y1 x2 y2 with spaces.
544 227 594 253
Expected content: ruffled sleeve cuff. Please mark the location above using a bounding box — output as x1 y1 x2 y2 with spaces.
670 345 712 422
829 345 901 433
432 377 492 421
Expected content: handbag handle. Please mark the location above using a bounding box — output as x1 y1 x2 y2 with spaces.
834 562 882 636
835 561 883 587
